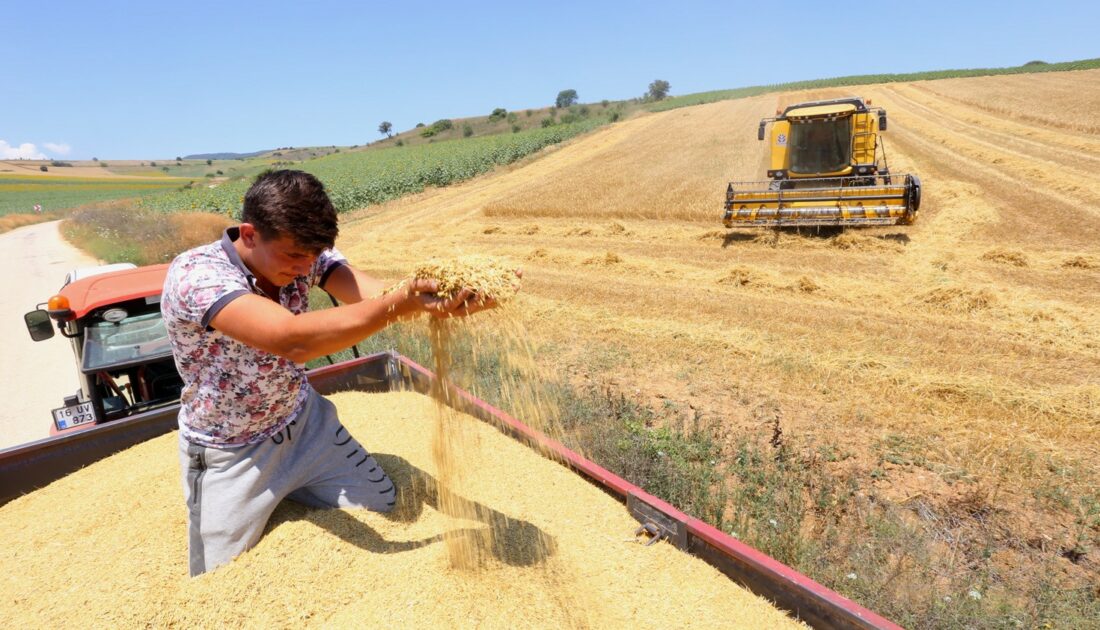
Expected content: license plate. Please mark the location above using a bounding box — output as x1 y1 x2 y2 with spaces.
52 401 96 431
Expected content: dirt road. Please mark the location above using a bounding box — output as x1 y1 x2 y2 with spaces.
0 221 97 449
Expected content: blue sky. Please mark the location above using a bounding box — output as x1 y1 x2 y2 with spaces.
4 0 1097 160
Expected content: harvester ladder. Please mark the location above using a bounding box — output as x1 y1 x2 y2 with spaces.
851 115 876 162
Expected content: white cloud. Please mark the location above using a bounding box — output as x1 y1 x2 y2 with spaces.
43 142 72 156
0 140 47 160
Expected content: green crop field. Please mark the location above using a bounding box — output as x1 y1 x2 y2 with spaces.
140 119 605 215
0 176 184 216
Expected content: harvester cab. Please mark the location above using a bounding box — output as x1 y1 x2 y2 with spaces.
724 96 921 228
23 263 183 435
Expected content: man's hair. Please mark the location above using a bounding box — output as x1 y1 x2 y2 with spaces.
241 170 338 252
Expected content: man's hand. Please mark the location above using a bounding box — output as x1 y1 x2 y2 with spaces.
408 269 522 319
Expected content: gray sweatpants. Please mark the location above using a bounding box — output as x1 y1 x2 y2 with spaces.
178 389 395 576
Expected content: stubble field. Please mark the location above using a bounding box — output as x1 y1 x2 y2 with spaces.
335 69 1100 619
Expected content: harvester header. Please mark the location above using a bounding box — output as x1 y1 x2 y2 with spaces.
724 96 921 228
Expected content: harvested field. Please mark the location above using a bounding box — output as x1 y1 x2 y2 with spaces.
0 391 802 629
336 69 1100 622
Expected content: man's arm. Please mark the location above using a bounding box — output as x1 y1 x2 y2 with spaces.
321 263 387 305
208 279 454 364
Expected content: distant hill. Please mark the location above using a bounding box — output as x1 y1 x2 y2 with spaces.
183 150 270 160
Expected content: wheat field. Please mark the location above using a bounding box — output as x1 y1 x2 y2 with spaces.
336 70 1100 611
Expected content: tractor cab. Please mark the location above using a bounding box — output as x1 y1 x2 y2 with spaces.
24 263 183 434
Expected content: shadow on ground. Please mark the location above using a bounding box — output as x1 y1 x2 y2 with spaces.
267 452 556 567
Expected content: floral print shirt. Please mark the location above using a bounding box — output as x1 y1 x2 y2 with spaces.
162 227 347 447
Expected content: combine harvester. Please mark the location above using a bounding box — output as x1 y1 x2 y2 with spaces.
5 264 901 629
724 96 921 228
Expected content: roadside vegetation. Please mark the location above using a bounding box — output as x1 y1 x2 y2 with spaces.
0 211 64 234
60 200 231 265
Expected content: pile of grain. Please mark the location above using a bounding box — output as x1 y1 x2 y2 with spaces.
413 255 521 304
0 391 804 628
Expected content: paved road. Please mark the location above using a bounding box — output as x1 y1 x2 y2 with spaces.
0 221 97 449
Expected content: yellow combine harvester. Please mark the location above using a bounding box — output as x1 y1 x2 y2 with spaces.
723 96 921 228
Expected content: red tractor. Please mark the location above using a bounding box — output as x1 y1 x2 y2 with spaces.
23 263 183 435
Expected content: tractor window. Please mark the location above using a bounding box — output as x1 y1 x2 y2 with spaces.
82 311 173 373
789 118 851 174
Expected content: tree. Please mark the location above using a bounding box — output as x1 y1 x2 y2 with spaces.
556 89 578 108
646 79 671 101
378 121 393 138
206 159 212 165
419 119 453 138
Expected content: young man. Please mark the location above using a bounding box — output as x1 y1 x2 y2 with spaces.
162 169 492 575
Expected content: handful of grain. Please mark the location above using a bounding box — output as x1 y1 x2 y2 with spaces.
412 255 521 303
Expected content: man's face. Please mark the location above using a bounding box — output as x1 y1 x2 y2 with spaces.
240 224 320 286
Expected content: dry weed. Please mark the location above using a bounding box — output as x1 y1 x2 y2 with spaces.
0 213 57 234
981 248 1030 267
792 276 820 293
582 252 622 266
717 266 761 287
919 286 997 312
1061 255 1098 269
830 232 901 252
